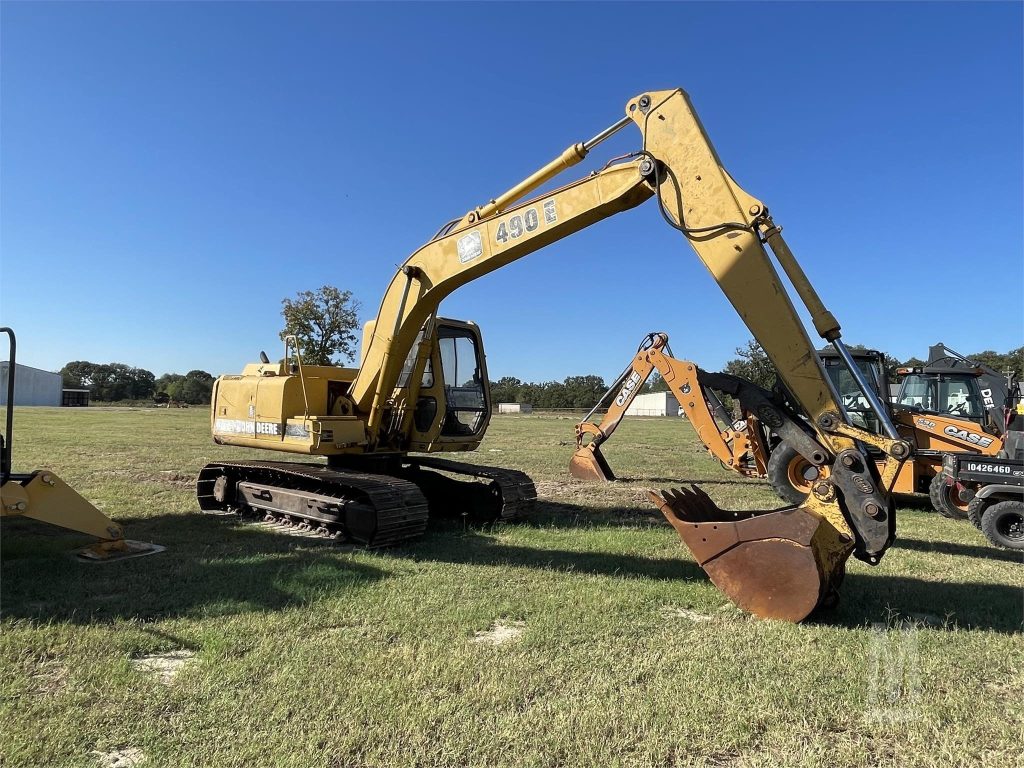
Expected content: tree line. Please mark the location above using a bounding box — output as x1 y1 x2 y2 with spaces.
60 362 216 404
725 341 1024 392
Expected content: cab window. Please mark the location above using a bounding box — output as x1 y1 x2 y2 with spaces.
438 328 486 436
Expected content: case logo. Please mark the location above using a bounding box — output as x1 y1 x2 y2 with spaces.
615 371 642 406
943 425 994 448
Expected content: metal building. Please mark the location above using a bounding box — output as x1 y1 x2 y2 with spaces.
0 362 63 406
624 391 681 417
497 403 533 414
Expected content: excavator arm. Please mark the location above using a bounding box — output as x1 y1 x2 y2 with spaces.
315 88 915 619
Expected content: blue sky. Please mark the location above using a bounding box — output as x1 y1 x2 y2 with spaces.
2 2 1021 382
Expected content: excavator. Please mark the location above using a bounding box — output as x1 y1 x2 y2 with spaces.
199 88 914 622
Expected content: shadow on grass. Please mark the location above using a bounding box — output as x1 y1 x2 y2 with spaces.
894 536 1023 564
819 571 1023 633
417 519 707 584
0 513 386 624
612 477 768 487
3 499 1020 633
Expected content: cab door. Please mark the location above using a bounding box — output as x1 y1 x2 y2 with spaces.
408 319 491 450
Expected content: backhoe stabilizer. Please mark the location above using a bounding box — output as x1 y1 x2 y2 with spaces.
1 471 161 561
649 485 853 622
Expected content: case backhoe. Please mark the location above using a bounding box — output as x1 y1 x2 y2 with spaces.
201 88 913 622
573 335 1020 523
569 332 769 483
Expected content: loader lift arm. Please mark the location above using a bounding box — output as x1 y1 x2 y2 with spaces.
569 332 769 482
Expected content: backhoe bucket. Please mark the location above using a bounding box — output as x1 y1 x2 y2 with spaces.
569 445 616 482
648 485 852 622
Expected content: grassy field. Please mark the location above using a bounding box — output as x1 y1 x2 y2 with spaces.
1 408 1021 768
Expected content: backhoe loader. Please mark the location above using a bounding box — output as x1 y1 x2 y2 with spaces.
570 334 1018 521
0 328 160 560
201 88 913 622
773 348 1018 518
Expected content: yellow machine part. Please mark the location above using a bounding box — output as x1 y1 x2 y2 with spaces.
1 471 160 561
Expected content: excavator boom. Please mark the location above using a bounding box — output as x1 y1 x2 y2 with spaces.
208 88 913 621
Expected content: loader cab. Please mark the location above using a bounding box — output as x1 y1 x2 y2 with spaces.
818 348 887 435
895 367 987 427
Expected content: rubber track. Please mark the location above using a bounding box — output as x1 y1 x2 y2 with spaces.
197 461 429 547
408 456 536 521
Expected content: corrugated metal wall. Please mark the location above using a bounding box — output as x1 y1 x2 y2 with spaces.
624 392 680 417
0 362 63 406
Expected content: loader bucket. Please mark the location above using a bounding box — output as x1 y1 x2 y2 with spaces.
569 445 616 482
648 485 852 622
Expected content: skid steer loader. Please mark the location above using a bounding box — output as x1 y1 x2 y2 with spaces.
0 328 160 560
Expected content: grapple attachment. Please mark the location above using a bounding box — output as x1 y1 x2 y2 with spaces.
569 445 616 482
649 485 853 622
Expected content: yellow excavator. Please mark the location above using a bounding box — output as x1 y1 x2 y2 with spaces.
200 88 913 622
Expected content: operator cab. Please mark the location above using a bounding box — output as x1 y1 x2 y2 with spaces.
818 348 887 435
399 318 491 451
895 366 987 427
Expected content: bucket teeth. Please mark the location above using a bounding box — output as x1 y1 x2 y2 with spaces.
649 484 852 623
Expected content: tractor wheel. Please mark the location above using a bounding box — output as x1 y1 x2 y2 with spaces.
767 442 819 506
967 496 988 530
928 472 969 520
980 500 1024 551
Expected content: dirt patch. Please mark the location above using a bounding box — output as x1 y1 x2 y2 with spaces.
661 606 715 623
93 747 146 767
131 650 194 684
472 621 525 646
31 662 68 695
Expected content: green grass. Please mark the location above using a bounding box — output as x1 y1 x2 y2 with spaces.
1 408 1021 767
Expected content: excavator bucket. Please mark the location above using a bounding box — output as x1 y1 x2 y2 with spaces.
569 445 616 482
1 471 162 562
648 485 852 622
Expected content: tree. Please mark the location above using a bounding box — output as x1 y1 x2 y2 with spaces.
280 285 361 366
967 347 1024 379
724 340 777 390
155 370 215 405
181 370 215 404
60 361 155 400
60 361 96 389
490 376 523 404
643 372 670 393
563 375 607 408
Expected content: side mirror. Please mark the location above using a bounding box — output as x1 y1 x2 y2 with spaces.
260 351 270 364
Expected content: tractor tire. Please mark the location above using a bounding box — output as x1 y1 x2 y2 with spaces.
767 442 820 507
980 500 1024 551
928 472 969 520
967 496 987 531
